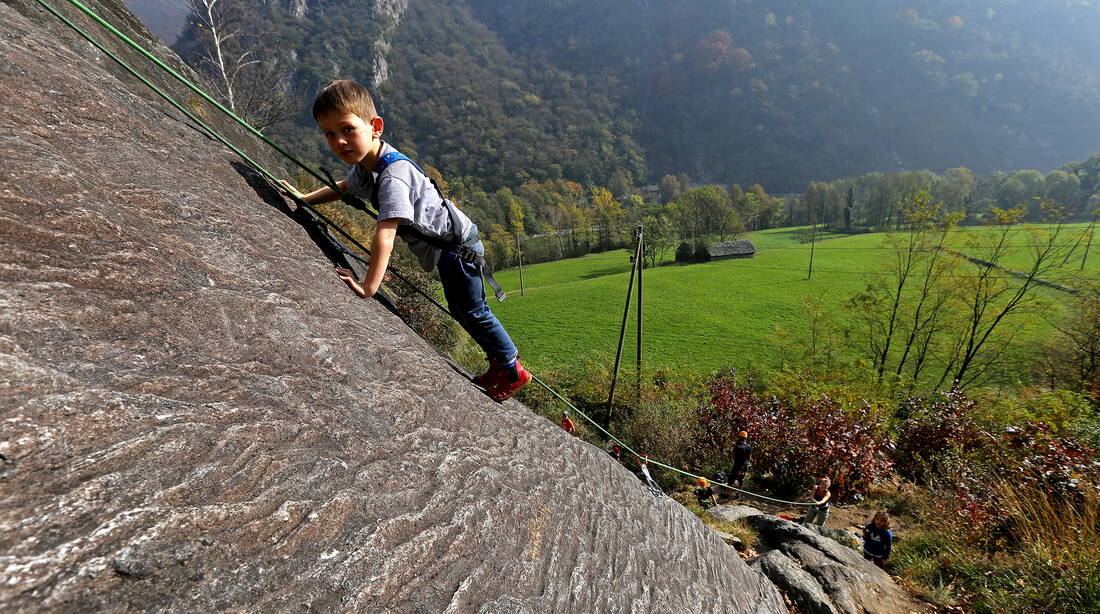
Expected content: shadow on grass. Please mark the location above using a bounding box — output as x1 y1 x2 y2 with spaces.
578 263 635 280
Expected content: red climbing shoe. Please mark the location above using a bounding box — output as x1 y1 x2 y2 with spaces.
473 359 503 391
489 359 531 401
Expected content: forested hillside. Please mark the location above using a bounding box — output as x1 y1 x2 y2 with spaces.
162 0 1100 193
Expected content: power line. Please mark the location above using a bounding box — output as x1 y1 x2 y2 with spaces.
755 243 1094 250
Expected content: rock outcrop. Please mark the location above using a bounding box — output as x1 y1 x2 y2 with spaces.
0 0 786 611
737 511 926 614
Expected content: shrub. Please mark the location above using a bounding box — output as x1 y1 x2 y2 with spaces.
896 480 1100 613
893 387 997 483
994 421 1100 495
693 238 712 262
697 375 894 497
970 387 1094 433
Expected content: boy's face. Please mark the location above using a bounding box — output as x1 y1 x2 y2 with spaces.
317 110 384 166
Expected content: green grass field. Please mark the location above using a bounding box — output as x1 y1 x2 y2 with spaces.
488 224 1098 378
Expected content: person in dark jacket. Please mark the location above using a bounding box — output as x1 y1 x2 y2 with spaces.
729 431 752 488
862 510 893 569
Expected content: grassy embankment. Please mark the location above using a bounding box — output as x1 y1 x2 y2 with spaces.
490 223 1098 380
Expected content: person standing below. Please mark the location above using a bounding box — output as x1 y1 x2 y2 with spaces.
560 412 576 435
862 510 893 569
729 431 752 488
279 79 530 401
803 477 832 526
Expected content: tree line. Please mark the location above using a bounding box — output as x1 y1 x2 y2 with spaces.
797 155 1100 230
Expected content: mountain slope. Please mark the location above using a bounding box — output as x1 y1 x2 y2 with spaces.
159 0 1100 192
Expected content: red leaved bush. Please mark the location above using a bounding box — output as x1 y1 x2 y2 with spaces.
697 375 894 497
893 387 997 482
996 422 1100 494
896 388 1100 493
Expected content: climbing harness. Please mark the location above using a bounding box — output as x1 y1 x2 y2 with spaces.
34 0 814 510
368 151 507 302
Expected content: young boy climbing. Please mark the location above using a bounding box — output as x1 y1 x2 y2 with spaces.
279 79 530 401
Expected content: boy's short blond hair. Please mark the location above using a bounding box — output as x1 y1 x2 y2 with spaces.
312 79 378 121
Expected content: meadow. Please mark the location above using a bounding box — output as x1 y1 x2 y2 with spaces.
489 223 1098 380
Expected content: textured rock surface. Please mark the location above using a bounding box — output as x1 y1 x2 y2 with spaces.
707 504 765 524
750 551 836 614
804 522 862 550
713 530 744 551
746 514 925 614
0 1 787 612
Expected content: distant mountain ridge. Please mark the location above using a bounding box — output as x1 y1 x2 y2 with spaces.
150 0 1100 192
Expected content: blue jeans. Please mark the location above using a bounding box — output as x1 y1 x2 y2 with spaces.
437 240 518 365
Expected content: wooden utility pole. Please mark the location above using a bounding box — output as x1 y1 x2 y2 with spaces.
1082 215 1096 271
807 198 825 279
636 225 644 406
607 226 643 427
515 232 525 295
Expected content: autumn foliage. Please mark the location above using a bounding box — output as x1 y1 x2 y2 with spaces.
697 376 894 497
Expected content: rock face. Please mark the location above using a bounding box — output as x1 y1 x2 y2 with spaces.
744 513 925 614
0 0 786 612
707 505 765 524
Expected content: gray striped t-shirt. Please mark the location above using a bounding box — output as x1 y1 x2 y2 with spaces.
345 142 474 271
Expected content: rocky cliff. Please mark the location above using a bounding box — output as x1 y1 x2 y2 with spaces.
0 0 786 611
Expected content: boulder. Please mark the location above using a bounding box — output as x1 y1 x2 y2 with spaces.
805 522 863 550
707 504 765 523
750 550 837 614
714 530 744 551
0 1 787 612
745 515 925 614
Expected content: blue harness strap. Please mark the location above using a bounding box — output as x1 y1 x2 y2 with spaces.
375 151 425 175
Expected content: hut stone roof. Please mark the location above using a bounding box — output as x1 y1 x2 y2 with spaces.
709 239 757 257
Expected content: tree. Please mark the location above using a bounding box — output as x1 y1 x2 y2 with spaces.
802 181 842 228
846 192 959 390
935 167 975 212
1044 170 1081 208
608 169 634 200
671 186 738 240
181 0 295 130
844 183 854 229
866 174 904 229
641 213 678 268
1039 284 1100 403
485 222 517 268
937 202 1080 387
659 174 682 204
755 196 781 230
591 187 625 251
738 192 761 232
